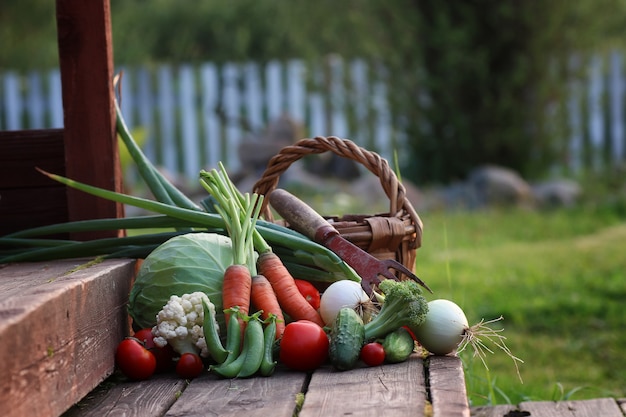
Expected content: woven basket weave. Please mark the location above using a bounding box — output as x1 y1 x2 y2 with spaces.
252 136 423 275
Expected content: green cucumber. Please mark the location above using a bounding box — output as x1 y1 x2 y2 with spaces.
329 307 365 371
382 327 415 363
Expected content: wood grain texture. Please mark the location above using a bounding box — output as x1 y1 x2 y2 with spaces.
470 404 519 417
63 374 187 417
0 129 66 188
0 130 68 236
518 398 625 417
55 0 124 240
428 355 470 417
0 258 136 417
164 370 308 417
299 355 427 417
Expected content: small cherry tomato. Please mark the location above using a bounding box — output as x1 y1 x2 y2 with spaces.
133 328 156 348
133 328 175 372
176 353 204 379
360 342 386 367
279 320 329 371
115 338 156 380
294 279 321 310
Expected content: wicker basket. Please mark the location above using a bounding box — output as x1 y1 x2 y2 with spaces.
252 136 423 275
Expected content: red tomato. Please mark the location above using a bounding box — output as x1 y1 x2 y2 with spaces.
294 279 321 310
360 342 386 367
115 338 156 380
176 353 204 379
133 328 175 372
279 320 329 371
133 328 156 348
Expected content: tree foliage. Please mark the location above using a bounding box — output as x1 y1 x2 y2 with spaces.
2 0 625 182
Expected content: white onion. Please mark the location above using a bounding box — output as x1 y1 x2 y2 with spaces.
319 280 369 325
412 299 469 355
413 299 523 381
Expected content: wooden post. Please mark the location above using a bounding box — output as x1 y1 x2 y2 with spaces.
56 0 124 240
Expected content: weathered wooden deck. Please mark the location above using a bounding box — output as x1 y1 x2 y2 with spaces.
63 355 468 417
1 259 624 417
472 398 626 417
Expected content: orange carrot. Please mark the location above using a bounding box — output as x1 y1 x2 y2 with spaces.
222 264 252 329
250 274 286 339
257 252 324 327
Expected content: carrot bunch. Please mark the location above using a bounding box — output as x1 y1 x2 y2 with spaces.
199 164 323 339
200 165 261 332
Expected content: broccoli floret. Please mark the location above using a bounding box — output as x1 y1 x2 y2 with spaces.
363 279 429 340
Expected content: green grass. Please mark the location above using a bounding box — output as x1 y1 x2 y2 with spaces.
414 205 626 406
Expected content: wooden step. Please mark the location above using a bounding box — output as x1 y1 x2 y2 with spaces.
63 353 470 417
2 258 472 417
0 258 137 417
471 397 626 417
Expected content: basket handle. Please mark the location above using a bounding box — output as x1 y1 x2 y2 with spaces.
252 136 423 246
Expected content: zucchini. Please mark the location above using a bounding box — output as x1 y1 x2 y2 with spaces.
329 307 365 371
382 327 415 363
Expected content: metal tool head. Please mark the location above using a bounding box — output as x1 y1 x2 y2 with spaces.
356 255 433 296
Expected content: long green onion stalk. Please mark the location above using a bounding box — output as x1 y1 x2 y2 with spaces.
0 100 360 283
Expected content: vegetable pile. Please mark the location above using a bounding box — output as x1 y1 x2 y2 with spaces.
0 98 522 382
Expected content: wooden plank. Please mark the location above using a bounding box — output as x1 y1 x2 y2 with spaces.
428 356 470 417
0 258 136 417
470 404 518 417
518 398 625 417
609 51 625 164
265 60 283 122
0 258 85 296
157 65 177 174
0 187 68 237
179 65 200 179
200 63 221 170
27 72 46 128
471 398 626 417
2 72 22 130
48 68 65 128
63 374 188 417
244 62 264 131
0 129 65 188
299 355 427 417
223 63 242 172
56 0 124 240
0 129 68 236
164 369 308 417
287 60 306 124
587 55 606 171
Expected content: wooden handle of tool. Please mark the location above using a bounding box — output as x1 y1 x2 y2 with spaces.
268 189 334 241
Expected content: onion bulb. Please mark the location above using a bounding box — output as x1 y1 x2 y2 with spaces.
319 280 370 325
412 299 469 355
412 298 524 382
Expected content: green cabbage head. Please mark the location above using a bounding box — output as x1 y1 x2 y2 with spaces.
128 232 233 330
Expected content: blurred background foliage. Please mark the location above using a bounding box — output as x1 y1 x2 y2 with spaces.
2 0 626 184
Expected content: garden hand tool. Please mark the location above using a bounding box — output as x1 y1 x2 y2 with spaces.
268 188 432 296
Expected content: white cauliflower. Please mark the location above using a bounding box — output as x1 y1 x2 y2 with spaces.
152 292 218 358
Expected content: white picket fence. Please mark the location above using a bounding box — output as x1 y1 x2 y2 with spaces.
1 54 625 181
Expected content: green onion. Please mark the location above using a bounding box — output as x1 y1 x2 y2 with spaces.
0 102 360 284
3 215 207 238
115 100 199 211
0 232 188 263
